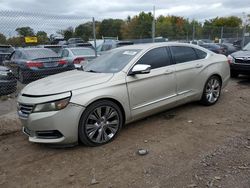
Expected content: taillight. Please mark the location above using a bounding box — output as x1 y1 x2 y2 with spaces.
73 57 85 64
26 61 43 68
227 55 234 64
58 60 67 65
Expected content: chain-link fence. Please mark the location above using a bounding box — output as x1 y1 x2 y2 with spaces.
0 10 249 111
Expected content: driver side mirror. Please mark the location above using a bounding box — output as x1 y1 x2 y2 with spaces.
129 64 151 75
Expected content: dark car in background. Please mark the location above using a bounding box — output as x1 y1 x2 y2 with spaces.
217 43 238 56
200 43 226 55
67 42 94 49
0 45 14 65
228 42 250 78
4 48 74 83
68 38 84 44
96 40 134 54
0 65 17 96
60 47 96 69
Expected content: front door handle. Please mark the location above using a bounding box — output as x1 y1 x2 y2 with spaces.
195 64 203 68
165 69 174 75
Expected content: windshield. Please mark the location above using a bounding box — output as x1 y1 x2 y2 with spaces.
72 48 95 56
243 43 250 51
23 49 59 59
84 49 141 73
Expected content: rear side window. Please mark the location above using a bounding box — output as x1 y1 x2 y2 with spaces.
170 46 198 64
136 47 171 69
194 48 207 59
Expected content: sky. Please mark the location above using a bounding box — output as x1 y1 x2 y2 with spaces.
0 0 249 37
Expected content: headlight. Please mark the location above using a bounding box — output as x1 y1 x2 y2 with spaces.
33 98 70 113
0 71 8 76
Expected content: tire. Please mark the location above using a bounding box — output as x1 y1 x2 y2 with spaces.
18 69 26 84
230 71 239 78
78 100 123 147
200 75 222 106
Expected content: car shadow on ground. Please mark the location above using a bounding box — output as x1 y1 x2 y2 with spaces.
236 75 250 85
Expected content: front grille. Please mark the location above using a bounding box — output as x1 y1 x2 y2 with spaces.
235 58 250 65
18 103 34 118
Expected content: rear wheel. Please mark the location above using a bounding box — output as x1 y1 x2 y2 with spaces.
200 76 222 106
78 100 123 146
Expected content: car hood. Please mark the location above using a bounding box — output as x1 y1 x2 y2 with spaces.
231 50 250 58
21 70 114 96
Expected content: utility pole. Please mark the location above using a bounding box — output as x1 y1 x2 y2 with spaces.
92 17 97 57
242 12 247 48
192 23 195 42
220 26 224 44
152 6 155 43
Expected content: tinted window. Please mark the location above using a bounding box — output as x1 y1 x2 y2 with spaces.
22 49 58 59
170 46 198 64
136 47 171 69
194 48 207 59
71 48 95 56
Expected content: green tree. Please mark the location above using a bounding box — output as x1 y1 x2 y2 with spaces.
121 12 153 39
0 33 7 44
75 22 93 41
98 19 124 39
15 27 34 37
60 27 74 40
36 31 48 44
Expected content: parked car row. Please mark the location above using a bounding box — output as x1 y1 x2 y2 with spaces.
4 48 75 83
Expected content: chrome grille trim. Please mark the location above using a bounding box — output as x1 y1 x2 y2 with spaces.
17 103 34 119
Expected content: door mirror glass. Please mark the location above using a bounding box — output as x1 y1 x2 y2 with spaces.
130 64 151 75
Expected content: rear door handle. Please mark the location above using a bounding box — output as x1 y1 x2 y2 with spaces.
195 64 203 68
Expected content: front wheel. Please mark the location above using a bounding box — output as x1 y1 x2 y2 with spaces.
200 76 222 106
78 100 123 146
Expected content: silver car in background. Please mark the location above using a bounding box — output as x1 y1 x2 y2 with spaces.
17 42 230 146
60 47 96 69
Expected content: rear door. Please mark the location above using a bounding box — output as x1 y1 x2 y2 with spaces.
169 46 207 96
126 47 177 118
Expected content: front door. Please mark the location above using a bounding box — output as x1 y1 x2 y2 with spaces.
126 47 177 119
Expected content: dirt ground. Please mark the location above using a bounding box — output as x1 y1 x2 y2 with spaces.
0 77 249 188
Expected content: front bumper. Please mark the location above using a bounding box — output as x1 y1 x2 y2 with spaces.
0 79 17 95
19 103 85 144
230 63 250 75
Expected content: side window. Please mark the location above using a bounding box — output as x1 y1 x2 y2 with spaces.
62 49 69 57
170 46 198 64
136 47 171 69
194 48 207 59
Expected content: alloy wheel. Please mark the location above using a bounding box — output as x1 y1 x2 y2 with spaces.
85 105 120 144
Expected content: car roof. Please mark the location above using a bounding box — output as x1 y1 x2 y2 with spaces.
19 48 54 52
65 47 94 50
117 42 203 50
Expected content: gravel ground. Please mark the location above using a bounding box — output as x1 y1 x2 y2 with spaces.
0 77 249 188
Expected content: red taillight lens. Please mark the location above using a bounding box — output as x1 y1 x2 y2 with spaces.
73 57 85 64
58 60 67 65
26 61 43 68
227 55 234 64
